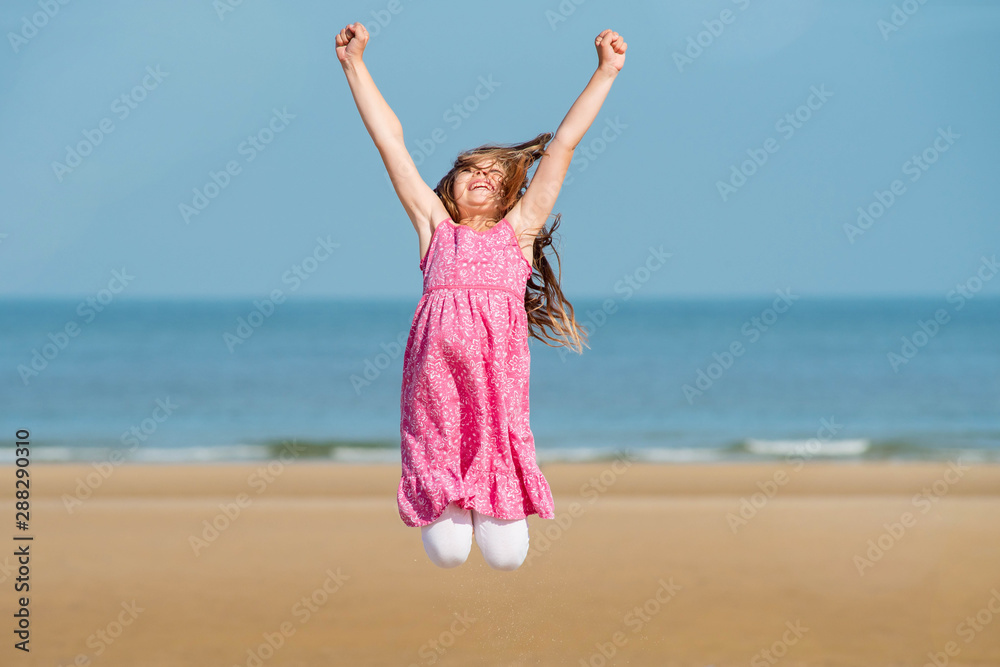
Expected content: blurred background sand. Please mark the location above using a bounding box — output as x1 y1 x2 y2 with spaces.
5 461 999 667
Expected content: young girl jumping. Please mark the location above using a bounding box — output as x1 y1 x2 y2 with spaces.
336 22 627 571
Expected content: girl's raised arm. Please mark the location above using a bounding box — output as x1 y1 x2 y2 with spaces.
336 23 443 235
507 29 627 237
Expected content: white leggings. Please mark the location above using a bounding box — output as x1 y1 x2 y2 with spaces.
421 502 529 571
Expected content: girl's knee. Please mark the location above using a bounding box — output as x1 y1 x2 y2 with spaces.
421 503 473 568
481 545 527 571
473 513 529 571
422 538 471 568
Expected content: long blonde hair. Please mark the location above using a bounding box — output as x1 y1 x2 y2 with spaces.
433 133 589 354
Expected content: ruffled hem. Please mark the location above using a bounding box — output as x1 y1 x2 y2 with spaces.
397 468 555 528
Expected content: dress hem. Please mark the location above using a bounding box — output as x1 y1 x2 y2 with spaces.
397 470 555 528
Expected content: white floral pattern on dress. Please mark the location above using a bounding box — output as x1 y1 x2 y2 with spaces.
397 218 556 527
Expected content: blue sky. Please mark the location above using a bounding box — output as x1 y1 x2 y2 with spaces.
1 0 998 299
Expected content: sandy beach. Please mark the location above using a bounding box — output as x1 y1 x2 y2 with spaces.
5 460 1000 666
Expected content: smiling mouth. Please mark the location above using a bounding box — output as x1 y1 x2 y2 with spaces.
470 181 494 193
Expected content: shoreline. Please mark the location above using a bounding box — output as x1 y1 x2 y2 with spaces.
4 441 999 466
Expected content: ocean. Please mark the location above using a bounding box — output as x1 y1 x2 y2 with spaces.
1 296 998 464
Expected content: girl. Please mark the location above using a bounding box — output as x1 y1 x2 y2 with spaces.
336 22 627 570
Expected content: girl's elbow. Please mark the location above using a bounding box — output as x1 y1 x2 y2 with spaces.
551 134 577 153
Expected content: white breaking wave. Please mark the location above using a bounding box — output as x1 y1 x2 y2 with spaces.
329 447 402 464
129 445 276 462
0 444 276 464
535 447 726 463
535 447 625 463
745 438 870 457
624 448 727 463
9 439 999 464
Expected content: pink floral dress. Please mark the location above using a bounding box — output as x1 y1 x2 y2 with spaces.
397 217 556 527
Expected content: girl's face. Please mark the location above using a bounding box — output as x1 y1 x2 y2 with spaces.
453 159 504 215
